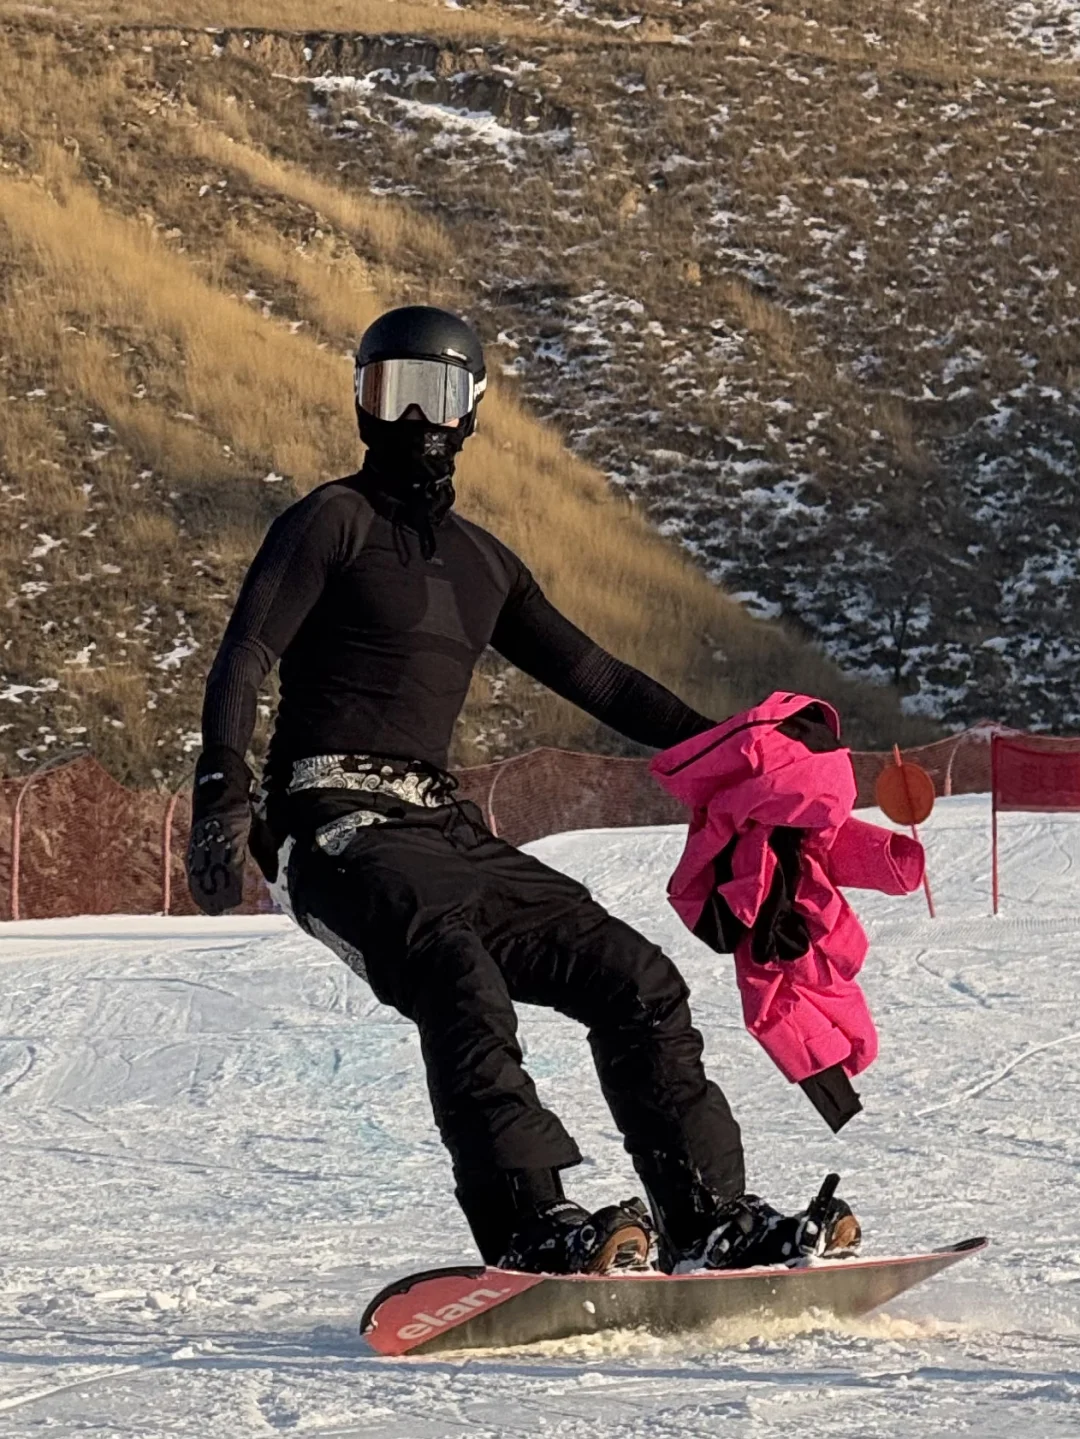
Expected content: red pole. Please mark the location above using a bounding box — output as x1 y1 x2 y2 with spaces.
893 744 935 919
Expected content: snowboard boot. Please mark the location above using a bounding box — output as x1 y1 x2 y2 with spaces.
500 1197 654 1275
674 1173 861 1273
642 1165 860 1273
456 1166 653 1274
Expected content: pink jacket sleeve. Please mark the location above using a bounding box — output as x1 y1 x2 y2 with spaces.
825 817 925 895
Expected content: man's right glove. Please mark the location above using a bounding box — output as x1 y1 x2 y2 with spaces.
186 746 253 915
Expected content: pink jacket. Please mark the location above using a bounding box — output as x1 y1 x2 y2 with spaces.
650 693 924 1087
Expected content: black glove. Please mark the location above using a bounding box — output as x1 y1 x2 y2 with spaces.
186 746 253 916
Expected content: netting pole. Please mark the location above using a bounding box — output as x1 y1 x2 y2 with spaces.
9 749 88 921
485 762 503 839
943 740 958 797
161 768 195 916
10 780 27 922
162 791 181 917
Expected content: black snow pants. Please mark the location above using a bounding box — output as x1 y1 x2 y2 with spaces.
287 798 745 1232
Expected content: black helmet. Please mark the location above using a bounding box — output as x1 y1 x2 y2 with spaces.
357 305 486 380
355 305 487 429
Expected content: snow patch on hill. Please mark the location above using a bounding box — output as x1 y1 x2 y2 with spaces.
1006 0 1080 57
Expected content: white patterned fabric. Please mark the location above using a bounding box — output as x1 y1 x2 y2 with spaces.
304 913 368 983
266 836 297 921
287 753 450 808
314 809 388 857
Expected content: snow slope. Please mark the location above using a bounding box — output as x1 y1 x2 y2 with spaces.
0 795 1078 1436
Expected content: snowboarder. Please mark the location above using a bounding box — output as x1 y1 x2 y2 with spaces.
186 305 859 1275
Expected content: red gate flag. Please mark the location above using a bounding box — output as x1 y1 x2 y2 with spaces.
991 735 1080 913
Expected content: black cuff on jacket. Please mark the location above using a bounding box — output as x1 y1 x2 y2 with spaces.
799 1064 863 1132
193 745 253 821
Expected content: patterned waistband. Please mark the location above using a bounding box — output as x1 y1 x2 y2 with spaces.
285 753 461 860
286 753 456 809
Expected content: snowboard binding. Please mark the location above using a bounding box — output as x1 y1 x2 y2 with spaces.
671 1171 862 1273
800 1171 862 1260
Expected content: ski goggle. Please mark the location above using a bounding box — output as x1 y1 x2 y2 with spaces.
355 358 485 426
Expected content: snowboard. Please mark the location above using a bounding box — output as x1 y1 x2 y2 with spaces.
361 1237 987 1355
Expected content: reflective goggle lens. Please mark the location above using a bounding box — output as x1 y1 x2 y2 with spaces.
356 358 479 425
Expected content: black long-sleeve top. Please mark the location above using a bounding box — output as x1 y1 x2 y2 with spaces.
202 474 712 782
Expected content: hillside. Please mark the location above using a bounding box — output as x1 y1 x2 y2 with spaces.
2 797 1078 1432
287 0 1080 730
0 9 948 785
6 0 1076 783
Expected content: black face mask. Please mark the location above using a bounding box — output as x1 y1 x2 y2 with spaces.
357 411 472 559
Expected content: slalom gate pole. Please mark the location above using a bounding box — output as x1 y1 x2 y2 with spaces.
892 745 936 919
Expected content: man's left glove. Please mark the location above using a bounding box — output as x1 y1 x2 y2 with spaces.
186 746 253 916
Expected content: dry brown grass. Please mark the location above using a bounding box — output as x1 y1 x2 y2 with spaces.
0 159 358 479
720 280 802 369
185 111 452 273
0 0 580 40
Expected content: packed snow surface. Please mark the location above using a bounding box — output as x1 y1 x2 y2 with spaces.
0 795 1078 1435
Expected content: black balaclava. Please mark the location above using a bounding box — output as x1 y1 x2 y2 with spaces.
357 409 474 560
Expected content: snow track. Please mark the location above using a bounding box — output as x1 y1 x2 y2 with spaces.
0 796 1077 1435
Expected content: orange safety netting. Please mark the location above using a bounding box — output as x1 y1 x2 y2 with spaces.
0 726 1020 919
